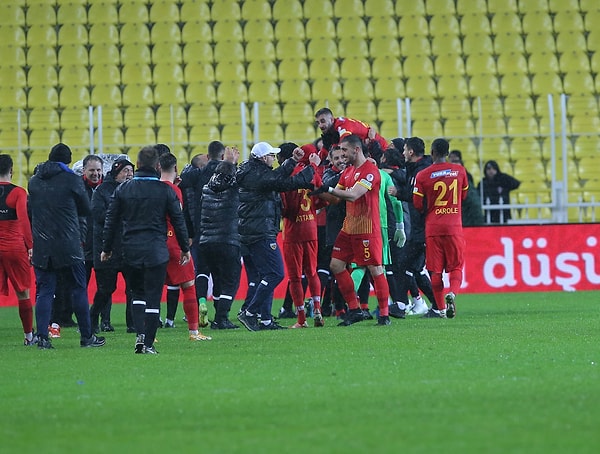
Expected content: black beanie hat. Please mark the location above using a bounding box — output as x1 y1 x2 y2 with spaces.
111 158 135 176
391 138 405 152
49 143 72 164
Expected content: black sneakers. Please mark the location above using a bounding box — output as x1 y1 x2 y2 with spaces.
337 309 366 326
377 315 391 326
445 292 456 319
259 320 287 330
142 345 159 354
134 334 145 353
80 335 106 348
101 320 115 332
210 319 240 330
277 308 296 319
237 312 260 332
388 303 406 319
37 338 54 350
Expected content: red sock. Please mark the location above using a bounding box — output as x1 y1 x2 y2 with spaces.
18 298 33 333
372 273 390 317
182 286 199 330
449 269 462 296
312 297 322 311
430 273 445 310
334 270 359 310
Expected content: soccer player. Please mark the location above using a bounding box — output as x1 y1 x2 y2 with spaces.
317 134 391 326
315 107 388 154
278 143 324 328
0 154 35 345
412 138 469 318
159 152 211 341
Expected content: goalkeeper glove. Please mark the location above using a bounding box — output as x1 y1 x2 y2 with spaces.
393 222 406 248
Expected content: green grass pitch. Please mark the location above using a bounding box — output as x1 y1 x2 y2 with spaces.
1 291 599 453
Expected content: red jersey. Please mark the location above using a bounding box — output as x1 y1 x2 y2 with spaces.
413 162 469 236
333 117 388 150
281 166 325 243
337 160 381 235
0 183 32 252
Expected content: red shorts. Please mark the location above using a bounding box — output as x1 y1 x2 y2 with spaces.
282 240 318 279
0 248 32 295
165 244 195 286
425 234 465 274
331 231 383 266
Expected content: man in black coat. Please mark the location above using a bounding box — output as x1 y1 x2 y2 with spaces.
28 143 106 349
236 142 318 331
90 157 135 333
101 145 190 354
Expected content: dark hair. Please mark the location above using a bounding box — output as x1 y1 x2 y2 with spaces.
484 160 500 172
191 154 206 168
431 138 450 157
404 137 425 156
155 143 171 156
277 142 298 164
315 107 333 118
0 154 13 175
449 149 463 161
82 154 103 168
339 134 364 156
158 152 177 172
137 146 159 169
383 147 404 167
215 160 236 176
207 141 225 159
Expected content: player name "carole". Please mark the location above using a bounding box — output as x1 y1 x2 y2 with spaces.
435 207 459 215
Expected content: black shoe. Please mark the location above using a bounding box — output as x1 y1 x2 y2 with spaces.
100 321 115 332
388 304 406 319
259 320 287 330
445 292 456 319
80 335 106 347
37 338 54 350
337 309 365 326
142 345 159 354
135 334 145 353
422 308 446 319
361 309 373 320
126 326 137 333
237 312 260 332
24 335 39 346
163 320 175 328
377 315 391 326
277 308 296 319
210 319 240 330
157 319 164 328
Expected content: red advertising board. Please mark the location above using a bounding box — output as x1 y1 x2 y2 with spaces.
1 223 599 307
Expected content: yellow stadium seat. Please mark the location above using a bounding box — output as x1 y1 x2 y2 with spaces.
153 42 183 69
90 63 120 87
119 2 149 23
524 31 555 55
424 0 458 14
402 54 434 78
122 83 154 107
310 58 340 80
338 36 368 61
367 15 398 38
245 39 276 61
154 63 185 88
443 115 477 138
87 2 118 24
496 52 528 75
279 78 312 103
494 31 525 55
462 32 493 56
556 31 587 55
0 45 25 67
459 12 491 35
570 109 600 134
0 2 24 26
120 42 151 65
28 64 59 88
336 17 367 38
530 72 562 96
59 64 90 87
120 23 151 44
278 58 309 81
274 19 305 42
272 0 303 19
306 37 338 60
341 77 374 101
208 1 241 20
247 58 277 83
212 19 244 41
121 63 152 86
491 12 523 36
433 53 466 77
333 0 365 17
248 80 279 102
486 0 518 14
90 83 121 107
431 33 462 58
400 33 430 56
184 60 215 85
429 13 460 36
58 23 88 45
186 80 217 104
27 3 55 25
181 20 213 43
498 72 530 97
182 41 214 67
527 51 559 76
345 100 377 124
374 77 407 99
243 19 275 42
437 74 469 98
573 135 600 159
58 44 89 68
213 39 245 62
364 0 395 13
393 1 425 15
340 57 371 79
88 23 119 44
152 22 182 44
371 56 403 78
215 80 248 104
406 75 436 99
467 73 500 97
150 1 180 22
311 78 343 103
563 71 596 96
214 59 245 82
305 17 336 40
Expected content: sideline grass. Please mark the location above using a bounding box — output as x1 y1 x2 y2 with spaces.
1 291 599 453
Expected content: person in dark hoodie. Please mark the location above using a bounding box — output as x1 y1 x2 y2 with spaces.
28 143 106 349
386 137 441 318
236 142 318 331
90 157 135 334
478 160 521 223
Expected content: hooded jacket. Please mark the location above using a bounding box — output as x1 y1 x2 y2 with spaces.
236 157 315 245
28 161 91 269
91 172 124 269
